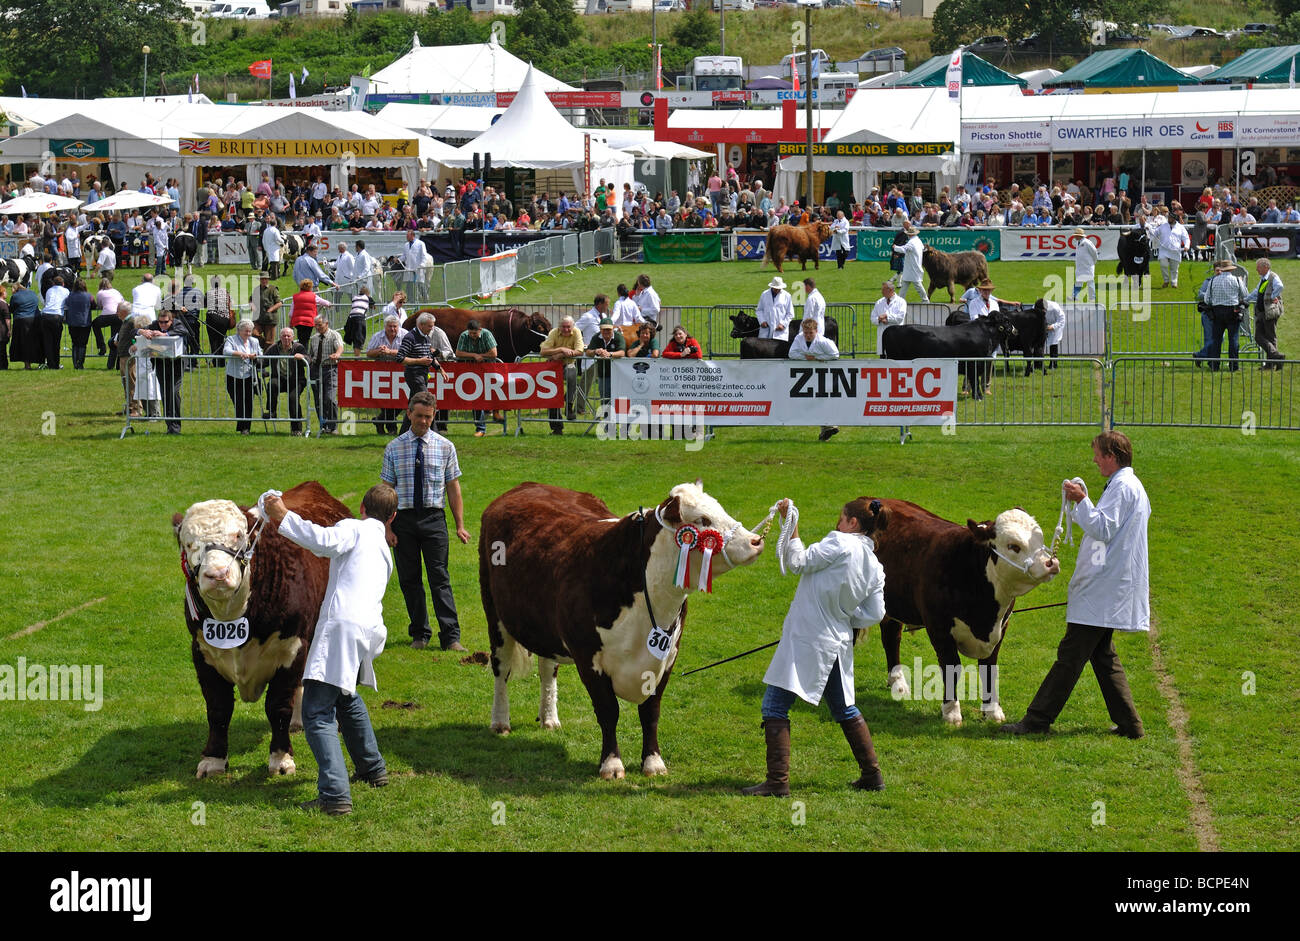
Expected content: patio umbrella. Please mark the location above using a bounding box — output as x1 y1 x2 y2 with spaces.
0 193 83 215
83 191 175 213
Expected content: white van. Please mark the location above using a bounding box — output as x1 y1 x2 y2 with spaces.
213 0 271 17
607 0 653 10
207 2 232 13
468 0 518 14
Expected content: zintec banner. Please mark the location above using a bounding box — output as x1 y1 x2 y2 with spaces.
610 358 958 426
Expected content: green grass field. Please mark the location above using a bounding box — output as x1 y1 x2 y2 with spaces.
1 256 1297 851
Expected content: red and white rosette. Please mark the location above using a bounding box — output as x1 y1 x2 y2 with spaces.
696 528 723 594
673 524 700 590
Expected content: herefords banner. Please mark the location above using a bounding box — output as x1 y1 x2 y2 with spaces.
1000 227 1122 261
610 358 958 426
338 361 563 410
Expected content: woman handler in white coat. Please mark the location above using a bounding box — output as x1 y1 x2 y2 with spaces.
743 497 888 796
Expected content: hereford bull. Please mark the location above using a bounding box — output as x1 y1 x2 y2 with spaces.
881 311 1018 401
479 481 764 779
922 246 990 301
400 307 552 361
174 480 348 779
762 221 832 273
729 311 840 358
865 498 1060 724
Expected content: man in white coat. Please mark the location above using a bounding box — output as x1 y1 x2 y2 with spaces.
872 280 907 355
334 243 356 288
829 209 851 269
262 217 285 282
898 224 928 302
401 229 429 302
1072 227 1098 301
788 317 841 442
801 277 826 336
1034 297 1066 369
743 497 888 796
756 276 794 341
264 483 398 815
1155 209 1191 289
353 239 377 296
1002 431 1150 738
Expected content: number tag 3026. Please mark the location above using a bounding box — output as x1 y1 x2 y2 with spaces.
201 617 250 649
646 626 675 661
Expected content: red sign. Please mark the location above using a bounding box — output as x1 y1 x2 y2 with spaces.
248 60 272 80
338 361 563 410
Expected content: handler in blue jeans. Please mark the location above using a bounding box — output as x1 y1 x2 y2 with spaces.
743 497 889 796
264 483 398 816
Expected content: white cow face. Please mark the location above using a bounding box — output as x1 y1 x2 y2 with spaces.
969 508 1060 588
660 482 765 573
177 499 252 621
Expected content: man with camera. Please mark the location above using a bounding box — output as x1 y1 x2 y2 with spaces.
1194 259 1249 371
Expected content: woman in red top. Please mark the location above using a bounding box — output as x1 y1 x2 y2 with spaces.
290 278 330 346
662 325 702 359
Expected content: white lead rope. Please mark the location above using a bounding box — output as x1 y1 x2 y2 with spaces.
1052 477 1087 557
748 501 800 576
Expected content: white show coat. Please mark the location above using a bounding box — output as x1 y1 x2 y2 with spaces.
1065 466 1151 632
575 308 602 346
401 237 428 273
278 512 394 694
802 288 826 335
262 225 284 263
1156 221 1190 261
635 285 661 320
787 334 839 360
901 235 925 282
1042 299 1066 349
763 530 886 705
871 293 907 355
829 216 851 251
755 288 795 340
610 296 643 326
334 251 356 285
1074 237 1098 283
966 292 999 321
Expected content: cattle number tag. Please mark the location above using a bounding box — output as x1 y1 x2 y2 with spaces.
646 626 674 661
201 617 250 649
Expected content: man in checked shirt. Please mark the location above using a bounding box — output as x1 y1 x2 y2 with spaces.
381 390 470 652
1194 259 1249 371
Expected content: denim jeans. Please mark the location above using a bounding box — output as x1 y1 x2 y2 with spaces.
301 679 385 805
761 658 860 722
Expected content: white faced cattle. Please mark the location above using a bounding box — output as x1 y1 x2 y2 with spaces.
174 481 349 778
479 482 764 780
865 499 1060 724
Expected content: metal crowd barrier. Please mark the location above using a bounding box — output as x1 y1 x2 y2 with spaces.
949 357 1107 427
1110 356 1297 430
1109 301 1205 356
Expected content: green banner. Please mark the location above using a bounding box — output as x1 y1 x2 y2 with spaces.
644 233 722 264
856 228 1000 262
50 139 108 162
778 141 953 158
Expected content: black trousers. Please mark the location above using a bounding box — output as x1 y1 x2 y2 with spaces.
392 506 460 646
39 315 64 369
91 313 120 358
68 325 91 369
296 324 313 347
226 374 255 432
156 360 184 433
207 313 232 359
268 383 304 434
1023 623 1143 733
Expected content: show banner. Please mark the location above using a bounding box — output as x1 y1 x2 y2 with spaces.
338 361 563 410
855 228 999 262
610 358 958 426
49 139 109 163
777 142 954 158
179 138 419 159
643 233 722 264
734 229 857 262
999 227 1122 261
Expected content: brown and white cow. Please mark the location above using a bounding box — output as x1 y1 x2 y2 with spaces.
479 481 764 780
865 499 1060 724
174 481 349 778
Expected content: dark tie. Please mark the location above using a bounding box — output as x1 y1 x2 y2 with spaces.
414 439 425 510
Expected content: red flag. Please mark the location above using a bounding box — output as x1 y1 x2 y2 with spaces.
248 60 272 80
791 68 800 92
655 45 663 92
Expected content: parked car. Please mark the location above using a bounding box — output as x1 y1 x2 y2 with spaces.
654 0 687 8
779 48 833 78
1169 26 1227 40
1015 31 1086 54
855 46 906 64
967 35 1012 55
1240 23 1275 35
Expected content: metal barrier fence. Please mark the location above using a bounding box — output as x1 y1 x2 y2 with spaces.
951 358 1107 427
1110 357 1298 430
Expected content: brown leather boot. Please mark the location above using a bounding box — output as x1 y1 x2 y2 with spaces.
741 719 791 796
841 716 884 791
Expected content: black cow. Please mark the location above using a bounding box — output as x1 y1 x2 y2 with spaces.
40 265 78 296
881 311 1018 401
729 312 840 358
169 232 200 271
0 256 35 288
1116 228 1150 281
282 233 308 263
948 303 1048 377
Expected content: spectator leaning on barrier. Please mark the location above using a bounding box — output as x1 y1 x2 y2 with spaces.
539 315 584 434
268 327 309 436
456 319 502 437
789 317 842 443
308 313 344 434
223 319 262 436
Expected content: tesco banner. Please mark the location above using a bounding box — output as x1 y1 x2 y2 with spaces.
338 361 563 410
610 358 958 427
1000 227 1122 261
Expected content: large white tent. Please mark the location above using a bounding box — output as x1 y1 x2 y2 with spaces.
376 102 506 144
368 35 577 95
444 66 634 211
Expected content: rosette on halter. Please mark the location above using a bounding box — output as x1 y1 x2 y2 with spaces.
673 524 700 590
696 528 723 593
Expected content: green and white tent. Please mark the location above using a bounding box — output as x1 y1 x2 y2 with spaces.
1200 45 1300 85
894 53 1028 89
1042 49 1199 90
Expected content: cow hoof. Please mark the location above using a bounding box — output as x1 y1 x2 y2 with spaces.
941 701 964 726
642 753 668 777
491 722 512 735
538 717 562 730
887 665 911 701
599 756 626 780
196 756 229 779
981 704 1007 723
268 750 296 776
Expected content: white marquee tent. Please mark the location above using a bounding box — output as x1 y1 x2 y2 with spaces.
376 102 506 143
368 36 577 95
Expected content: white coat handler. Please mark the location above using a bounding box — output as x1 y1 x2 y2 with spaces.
263 483 398 815
743 497 888 796
1002 430 1151 738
